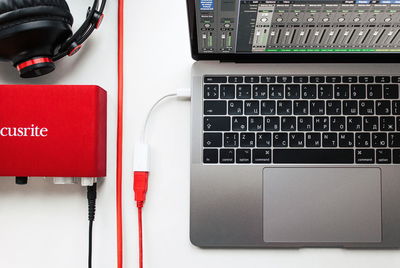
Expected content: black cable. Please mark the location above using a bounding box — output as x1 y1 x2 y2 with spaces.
87 183 97 268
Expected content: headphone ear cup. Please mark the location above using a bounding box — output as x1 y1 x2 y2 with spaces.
0 0 74 78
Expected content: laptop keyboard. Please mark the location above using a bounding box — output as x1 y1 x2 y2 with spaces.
202 75 400 165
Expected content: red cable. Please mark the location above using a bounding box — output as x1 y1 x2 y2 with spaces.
117 0 124 267
138 207 143 268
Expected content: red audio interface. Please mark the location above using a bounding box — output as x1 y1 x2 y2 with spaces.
0 85 107 178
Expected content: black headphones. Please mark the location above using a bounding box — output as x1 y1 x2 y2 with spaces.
0 0 106 78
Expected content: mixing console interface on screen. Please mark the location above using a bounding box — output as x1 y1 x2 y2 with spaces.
196 0 400 53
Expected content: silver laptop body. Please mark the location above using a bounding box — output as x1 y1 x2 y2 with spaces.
188 0 400 248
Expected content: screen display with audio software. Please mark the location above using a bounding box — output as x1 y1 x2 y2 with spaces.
195 0 400 53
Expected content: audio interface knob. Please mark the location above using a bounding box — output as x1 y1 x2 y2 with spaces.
204 23 211 28
338 17 345 22
276 17 283 22
224 23 231 28
292 17 299 22
307 17 314 22
384 17 392 22
322 17 329 22
261 17 268 22
353 17 361 22
369 17 376 22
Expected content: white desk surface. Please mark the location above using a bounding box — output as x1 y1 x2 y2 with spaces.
0 1 400 267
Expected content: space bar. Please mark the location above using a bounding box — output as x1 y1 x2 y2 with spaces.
273 149 354 164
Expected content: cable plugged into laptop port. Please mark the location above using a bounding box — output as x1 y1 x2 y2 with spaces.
133 88 191 268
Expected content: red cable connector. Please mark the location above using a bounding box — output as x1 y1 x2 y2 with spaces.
134 172 149 208
133 143 150 268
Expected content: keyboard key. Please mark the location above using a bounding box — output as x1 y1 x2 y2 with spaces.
261 76 276 83
245 76 260 83
318 84 333 99
310 76 325 83
236 149 251 163
334 84 350 99
289 133 305 147
285 84 300 99
314 117 329 131
273 133 288 147
310 101 325 115
343 76 357 83
359 101 374 115
392 76 400 83
253 85 268 99
326 76 341 83
302 84 317 99
224 133 239 147
326 101 341 115
203 149 218 163
389 133 400 147
204 133 222 147
384 84 399 99
380 117 395 131
298 117 313 131
363 117 379 131
339 133 354 147
277 76 292 83
253 149 272 163
204 101 227 115
343 101 358 115
204 84 219 99
367 84 383 99
375 76 390 83
359 76 374 83
232 117 247 131
393 101 400 115
220 149 235 164
393 149 400 164
265 117 280 131
294 76 309 83
306 133 321 147
204 117 230 131
249 117 263 131
256 133 272 147
228 76 243 83
331 117 346 131
277 101 292 115
347 117 362 131
273 149 354 164
244 101 259 115
281 117 296 131
240 133 255 147
351 84 366 99
269 84 284 99
376 101 391 115
294 101 308 115
237 85 252 99
376 149 391 164
204 76 227 83
372 133 387 147
261 101 276 115
228 101 243 115
355 133 371 147
322 133 338 147
220 85 235 99
356 149 375 164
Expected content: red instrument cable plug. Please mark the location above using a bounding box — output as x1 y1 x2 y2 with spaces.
134 143 150 208
133 143 150 268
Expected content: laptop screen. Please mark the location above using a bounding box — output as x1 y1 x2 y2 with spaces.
195 0 400 54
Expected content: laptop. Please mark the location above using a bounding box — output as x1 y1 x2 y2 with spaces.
188 0 400 248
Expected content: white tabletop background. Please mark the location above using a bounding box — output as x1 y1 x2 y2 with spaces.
0 1 399 267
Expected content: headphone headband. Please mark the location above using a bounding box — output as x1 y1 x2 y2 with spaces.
53 0 107 60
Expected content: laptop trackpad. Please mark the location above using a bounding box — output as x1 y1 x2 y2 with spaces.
263 168 382 243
